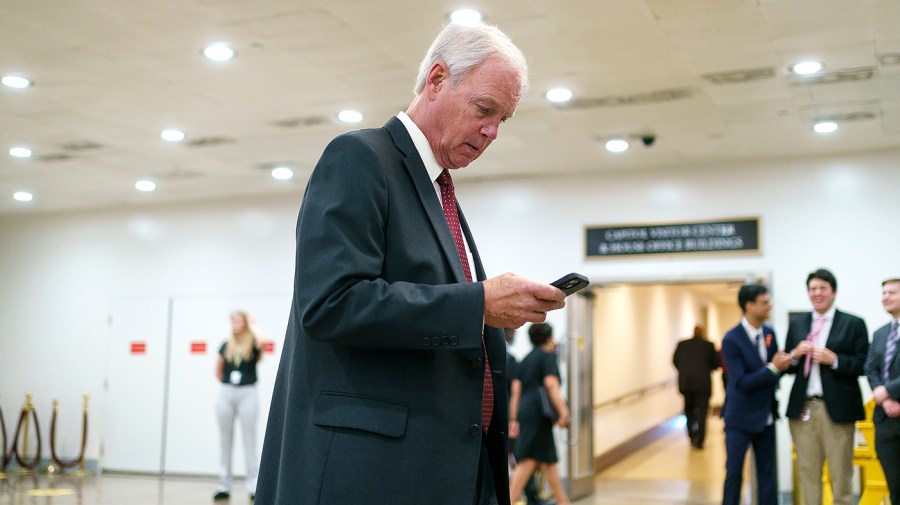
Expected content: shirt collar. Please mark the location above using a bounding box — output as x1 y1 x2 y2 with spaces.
814 305 837 320
396 111 443 184
741 317 762 340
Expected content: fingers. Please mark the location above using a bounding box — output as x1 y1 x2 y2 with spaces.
483 273 569 328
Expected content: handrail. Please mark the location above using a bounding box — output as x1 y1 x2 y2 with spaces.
593 378 676 411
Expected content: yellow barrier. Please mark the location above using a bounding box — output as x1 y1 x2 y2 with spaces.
791 400 890 505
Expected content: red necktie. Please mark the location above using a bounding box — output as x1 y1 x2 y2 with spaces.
803 315 826 377
437 169 493 432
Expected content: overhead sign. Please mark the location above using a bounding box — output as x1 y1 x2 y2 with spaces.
586 218 760 258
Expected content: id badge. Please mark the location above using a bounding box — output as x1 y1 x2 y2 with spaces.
800 408 811 422
229 370 242 385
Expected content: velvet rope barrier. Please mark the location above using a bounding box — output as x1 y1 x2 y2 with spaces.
11 392 42 470
49 395 89 470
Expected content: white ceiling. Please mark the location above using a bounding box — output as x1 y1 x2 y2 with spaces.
2 0 900 215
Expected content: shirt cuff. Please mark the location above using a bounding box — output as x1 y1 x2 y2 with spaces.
831 357 839 369
766 364 780 375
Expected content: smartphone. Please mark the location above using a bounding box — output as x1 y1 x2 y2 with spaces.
550 273 590 296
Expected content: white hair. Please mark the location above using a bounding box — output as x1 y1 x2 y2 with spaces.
413 23 529 97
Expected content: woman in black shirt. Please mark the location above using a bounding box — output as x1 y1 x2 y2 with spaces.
214 311 263 502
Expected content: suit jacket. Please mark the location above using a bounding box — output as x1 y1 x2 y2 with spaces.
673 337 720 395
865 321 900 424
784 309 869 423
255 117 510 505
721 323 781 433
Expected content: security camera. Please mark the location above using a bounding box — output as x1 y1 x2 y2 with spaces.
641 135 656 147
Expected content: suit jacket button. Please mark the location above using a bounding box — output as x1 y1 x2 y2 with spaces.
431 336 440 346
441 336 449 346
449 337 459 346
422 337 430 347
471 358 483 369
468 424 481 437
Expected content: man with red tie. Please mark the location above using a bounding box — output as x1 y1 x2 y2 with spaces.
785 268 869 505
254 23 566 505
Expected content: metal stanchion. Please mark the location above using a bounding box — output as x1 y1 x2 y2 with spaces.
11 392 42 474
50 394 91 477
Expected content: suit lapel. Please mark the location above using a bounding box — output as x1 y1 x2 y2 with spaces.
825 310 843 348
736 324 766 368
458 207 485 281
385 117 466 284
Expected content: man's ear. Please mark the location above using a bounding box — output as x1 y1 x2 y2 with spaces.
425 61 449 96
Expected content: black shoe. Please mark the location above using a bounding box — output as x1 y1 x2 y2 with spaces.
213 491 230 501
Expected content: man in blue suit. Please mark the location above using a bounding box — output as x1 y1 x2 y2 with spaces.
721 284 791 505
865 278 900 504
255 23 566 505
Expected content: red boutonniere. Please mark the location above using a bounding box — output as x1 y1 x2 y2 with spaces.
765 334 773 347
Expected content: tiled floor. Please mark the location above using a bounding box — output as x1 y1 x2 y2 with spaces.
0 417 726 505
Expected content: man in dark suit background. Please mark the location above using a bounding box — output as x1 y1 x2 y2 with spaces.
865 278 900 504
673 324 720 449
721 284 791 505
784 268 869 505
254 23 566 505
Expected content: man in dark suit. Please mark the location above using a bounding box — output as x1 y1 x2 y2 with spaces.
865 278 900 504
784 268 869 505
254 23 566 505
673 324 720 449
721 284 791 505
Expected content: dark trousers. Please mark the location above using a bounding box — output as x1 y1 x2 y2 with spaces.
876 417 900 505
723 424 777 505
474 437 499 505
683 391 711 446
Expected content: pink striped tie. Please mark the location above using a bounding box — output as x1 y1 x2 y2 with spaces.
803 314 826 377
437 169 493 432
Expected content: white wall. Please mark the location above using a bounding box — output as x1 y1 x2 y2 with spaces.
2 148 899 487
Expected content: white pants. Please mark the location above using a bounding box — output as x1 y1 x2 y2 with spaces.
215 384 259 494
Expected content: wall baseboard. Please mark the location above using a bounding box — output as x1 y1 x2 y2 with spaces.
594 414 683 473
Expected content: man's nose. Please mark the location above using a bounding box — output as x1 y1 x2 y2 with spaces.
481 121 499 140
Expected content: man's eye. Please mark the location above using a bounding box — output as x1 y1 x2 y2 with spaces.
476 106 490 115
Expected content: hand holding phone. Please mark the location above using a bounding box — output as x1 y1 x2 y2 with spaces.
550 273 590 296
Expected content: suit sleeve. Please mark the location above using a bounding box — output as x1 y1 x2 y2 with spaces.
783 320 802 375
710 341 721 370
833 317 869 377
294 134 485 350
722 334 780 392
865 330 885 390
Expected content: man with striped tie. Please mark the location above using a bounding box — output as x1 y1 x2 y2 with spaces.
785 268 869 505
865 278 900 504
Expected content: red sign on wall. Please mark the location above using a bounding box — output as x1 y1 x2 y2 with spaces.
263 341 275 353
130 342 147 354
190 341 207 354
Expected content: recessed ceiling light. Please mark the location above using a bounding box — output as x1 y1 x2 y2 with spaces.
135 180 157 192
813 121 838 134
545 88 573 103
203 43 235 62
2 75 33 89
791 61 823 76
337 110 363 124
271 166 294 180
9 147 32 158
161 129 186 142
13 191 33 202
605 139 630 153
450 8 483 26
